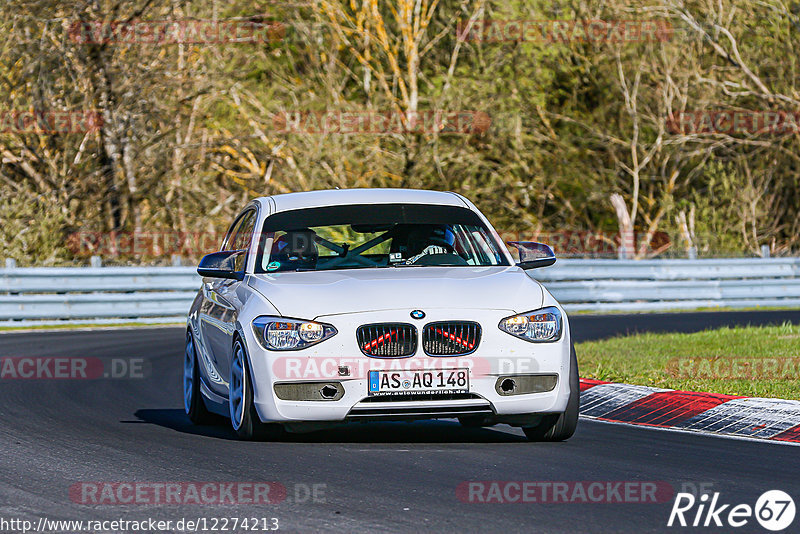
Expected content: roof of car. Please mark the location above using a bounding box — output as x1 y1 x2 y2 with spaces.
261 188 469 214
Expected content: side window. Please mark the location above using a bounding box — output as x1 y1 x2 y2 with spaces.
221 218 241 251
231 211 256 251
222 210 256 252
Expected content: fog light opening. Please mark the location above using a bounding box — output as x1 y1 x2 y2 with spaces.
500 378 516 393
320 384 339 400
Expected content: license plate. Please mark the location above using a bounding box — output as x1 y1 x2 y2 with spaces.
367 369 469 396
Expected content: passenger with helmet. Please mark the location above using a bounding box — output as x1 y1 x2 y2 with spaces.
403 225 467 265
269 229 319 271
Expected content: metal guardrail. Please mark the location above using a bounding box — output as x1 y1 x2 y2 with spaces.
536 258 800 312
1 259 799 324
0 267 200 324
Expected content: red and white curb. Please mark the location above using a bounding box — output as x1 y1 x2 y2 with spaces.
579 379 800 443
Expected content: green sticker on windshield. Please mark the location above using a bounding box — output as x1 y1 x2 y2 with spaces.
267 261 281 271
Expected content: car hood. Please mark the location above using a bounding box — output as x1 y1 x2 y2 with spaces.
248 266 544 318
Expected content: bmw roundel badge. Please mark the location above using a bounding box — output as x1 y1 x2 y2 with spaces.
410 310 425 320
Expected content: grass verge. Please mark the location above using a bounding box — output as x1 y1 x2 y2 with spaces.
569 305 800 315
575 323 800 400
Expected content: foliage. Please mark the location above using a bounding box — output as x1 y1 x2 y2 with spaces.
1 0 798 264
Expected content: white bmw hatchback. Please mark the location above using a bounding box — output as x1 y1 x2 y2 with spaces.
185 188 579 441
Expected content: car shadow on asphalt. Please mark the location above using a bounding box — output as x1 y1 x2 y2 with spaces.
127 409 236 439
132 408 528 443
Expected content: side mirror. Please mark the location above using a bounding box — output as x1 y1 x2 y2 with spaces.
197 250 246 281
507 241 556 270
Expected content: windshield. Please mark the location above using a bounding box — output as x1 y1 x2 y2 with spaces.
255 203 509 272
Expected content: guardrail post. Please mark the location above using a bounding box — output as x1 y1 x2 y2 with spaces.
4 258 16 269
616 231 635 260
688 247 697 260
90 255 103 268
171 254 183 266
761 245 771 258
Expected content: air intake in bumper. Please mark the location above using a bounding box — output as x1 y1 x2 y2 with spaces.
347 403 493 421
494 374 558 396
274 381 345 401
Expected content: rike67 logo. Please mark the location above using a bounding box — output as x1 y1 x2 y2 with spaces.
668 490 795 531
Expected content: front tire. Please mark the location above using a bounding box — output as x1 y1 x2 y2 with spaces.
523 345 580 442
184 331 214 425
229 338 285 440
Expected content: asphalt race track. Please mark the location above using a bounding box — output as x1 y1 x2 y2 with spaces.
1 310 799 533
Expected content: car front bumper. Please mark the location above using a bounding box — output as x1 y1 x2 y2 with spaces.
241 308 573 427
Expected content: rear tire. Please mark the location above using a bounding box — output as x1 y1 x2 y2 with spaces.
523 345 579 442
229 338 285 440
184 331 214 425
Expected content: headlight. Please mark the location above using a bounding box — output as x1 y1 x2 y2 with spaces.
498 306 563 343
252 316 337 351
